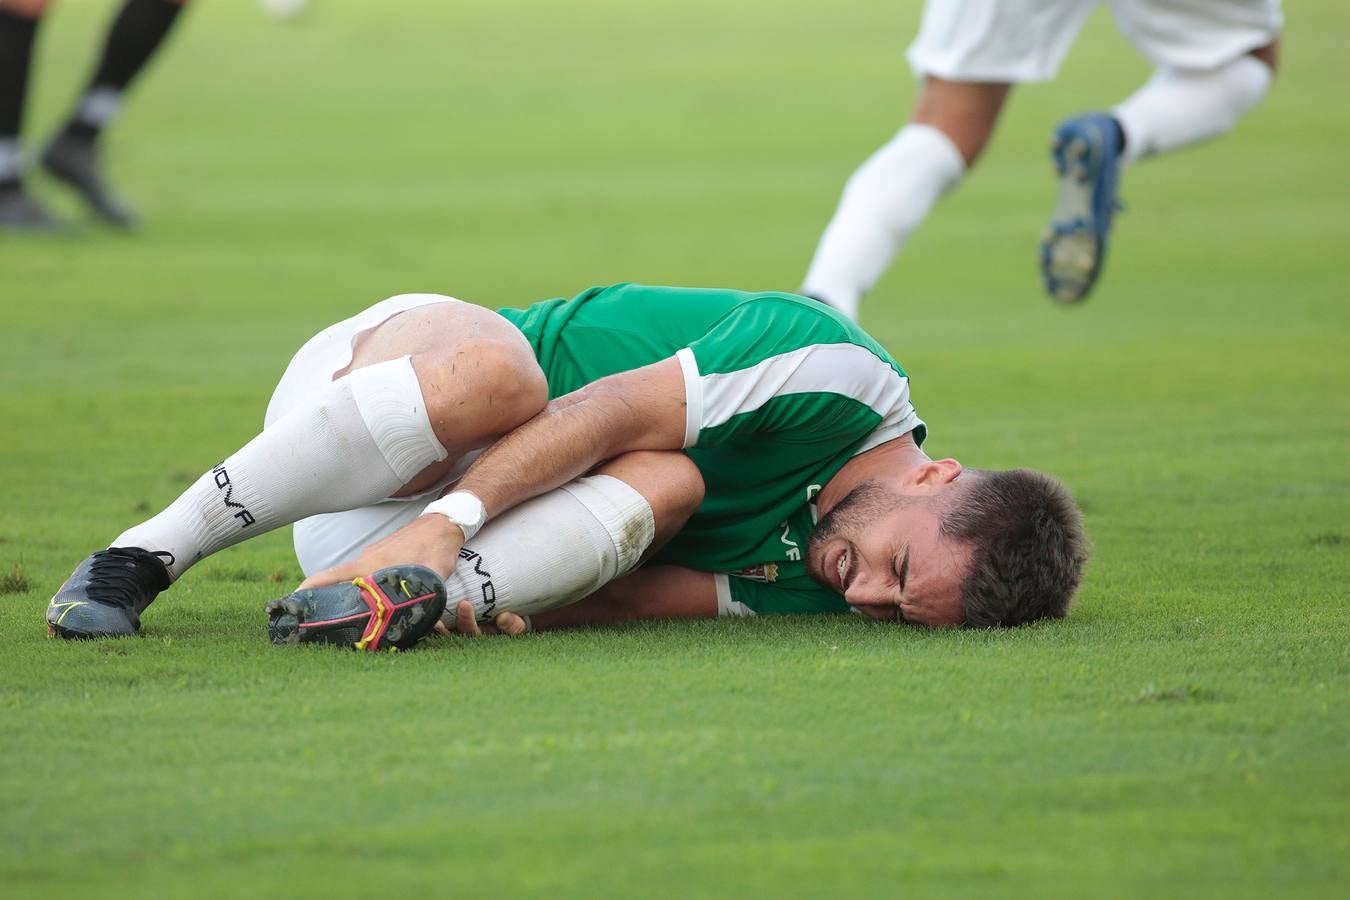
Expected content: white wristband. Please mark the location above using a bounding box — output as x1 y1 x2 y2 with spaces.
422 490 487 542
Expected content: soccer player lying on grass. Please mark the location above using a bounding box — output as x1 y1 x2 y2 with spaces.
47 284 1088 646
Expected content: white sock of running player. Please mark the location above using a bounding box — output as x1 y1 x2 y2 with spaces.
440 474 655 623
113 356 447 579
0 138 21 184
1114 57 1272 165
801 123 966 320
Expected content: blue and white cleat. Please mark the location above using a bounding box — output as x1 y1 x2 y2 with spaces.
1040 112 1124 305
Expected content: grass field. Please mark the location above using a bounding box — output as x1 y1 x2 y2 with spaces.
2 0 1347 896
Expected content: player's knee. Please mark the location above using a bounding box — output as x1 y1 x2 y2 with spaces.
463 339 547 427
656 451 704 520
410 338 547 436
599 450 704 523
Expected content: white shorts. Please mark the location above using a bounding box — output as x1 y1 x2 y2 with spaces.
265 292 482 576
906 0 1283 83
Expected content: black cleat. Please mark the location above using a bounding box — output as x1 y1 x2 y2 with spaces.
47 547 172 639
266 565 446 652
40 134 138 229
0 184 66 232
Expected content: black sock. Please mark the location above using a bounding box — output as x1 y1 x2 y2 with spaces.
62 0 185 142
0 9 40 190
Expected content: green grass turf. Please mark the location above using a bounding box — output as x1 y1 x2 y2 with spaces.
2 0 1347 896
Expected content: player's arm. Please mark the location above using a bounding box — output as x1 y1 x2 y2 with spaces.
299 359 690 588
454 357 688 518
453 565 719 635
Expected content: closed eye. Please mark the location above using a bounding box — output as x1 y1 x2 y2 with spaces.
895 547 910 594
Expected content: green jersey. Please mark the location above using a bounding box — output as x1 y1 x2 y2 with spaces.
497 284 926 617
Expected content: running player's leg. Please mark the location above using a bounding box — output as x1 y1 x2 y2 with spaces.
1113 49 1277 165
0 0 60 230
42 0 191 227
801 78 1000 320
1042 1 1281 303
801 0 1095 319
50 295 547 638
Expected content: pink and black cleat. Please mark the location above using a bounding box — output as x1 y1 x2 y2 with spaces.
266 565 446 651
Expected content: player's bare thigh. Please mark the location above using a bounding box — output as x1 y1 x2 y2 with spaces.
341 302 548 496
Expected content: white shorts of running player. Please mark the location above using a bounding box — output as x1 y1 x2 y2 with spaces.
907 0 1283 83
265 292 477 576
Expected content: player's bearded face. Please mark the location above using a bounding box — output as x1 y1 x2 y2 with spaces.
806 480 969 627
809 483 898 549
806 482 911 593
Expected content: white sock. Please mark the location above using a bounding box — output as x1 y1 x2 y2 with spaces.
0 138 20 183
441 474 655 623
802 123 966 320
74 87 123 130
1114 56 1272 165
114 356 447 579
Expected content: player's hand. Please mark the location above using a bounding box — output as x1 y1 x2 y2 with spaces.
436 599 531 637
297 515 465 590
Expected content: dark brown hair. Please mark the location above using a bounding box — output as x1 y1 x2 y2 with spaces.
939 469 1089 628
